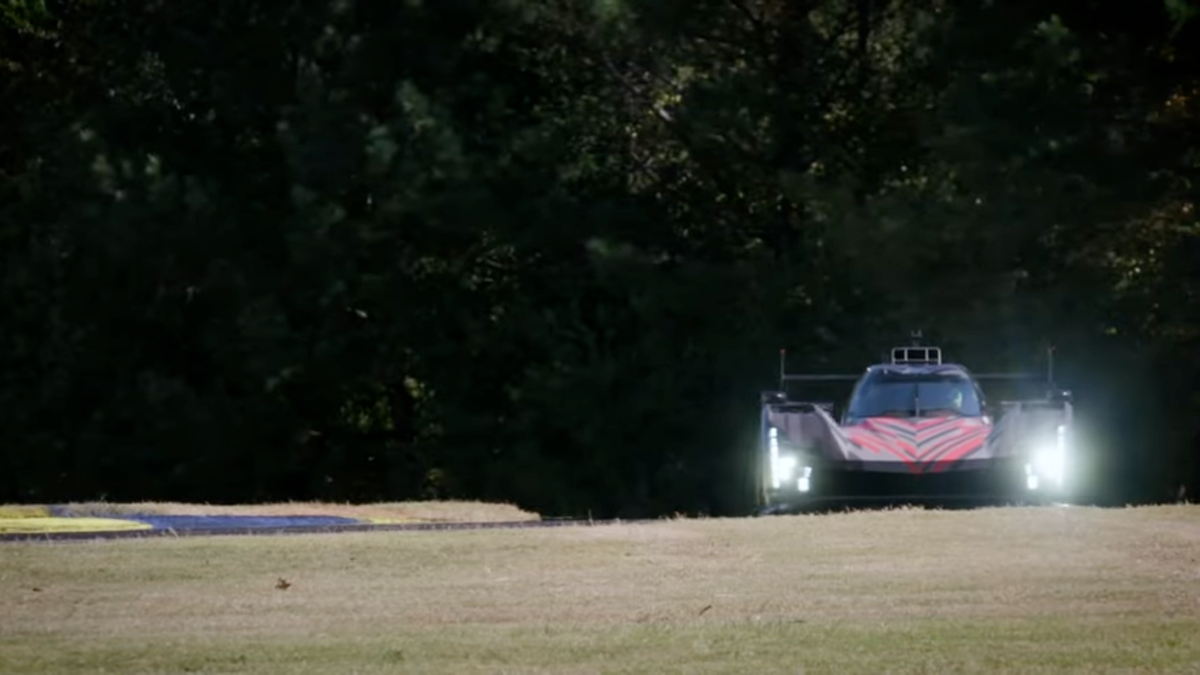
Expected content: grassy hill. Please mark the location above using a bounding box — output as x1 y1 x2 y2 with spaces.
1 505 1198 674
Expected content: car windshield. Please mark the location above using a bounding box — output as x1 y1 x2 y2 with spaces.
847 373 982 418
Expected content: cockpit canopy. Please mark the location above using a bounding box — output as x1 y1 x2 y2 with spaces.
845 367 984 421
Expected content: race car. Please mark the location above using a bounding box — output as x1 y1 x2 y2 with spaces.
757 338 1074 513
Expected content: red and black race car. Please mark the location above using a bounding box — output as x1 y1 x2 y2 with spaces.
757 338 1074 513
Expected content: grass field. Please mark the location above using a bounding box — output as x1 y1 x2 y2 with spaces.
1 505 1199 674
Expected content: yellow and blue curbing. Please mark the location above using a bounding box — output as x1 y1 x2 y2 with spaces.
0 517 153 534
0 505 153 534
1 505 424 536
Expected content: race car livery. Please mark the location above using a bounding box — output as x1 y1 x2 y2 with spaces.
758 342 1073 511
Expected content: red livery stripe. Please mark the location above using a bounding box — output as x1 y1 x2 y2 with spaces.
845 416 991 474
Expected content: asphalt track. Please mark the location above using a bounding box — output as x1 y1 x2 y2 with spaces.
0 517 644 544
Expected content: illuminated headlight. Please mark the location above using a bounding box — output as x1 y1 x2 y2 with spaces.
772 453 797 488
769 427 806 490
1029 425 1067 489
769 427 813 492
798 465 813 493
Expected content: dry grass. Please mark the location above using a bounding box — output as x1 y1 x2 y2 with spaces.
2 505 1199 674
48 499 541 523
0 506 51 519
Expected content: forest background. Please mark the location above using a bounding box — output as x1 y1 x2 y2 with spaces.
3 0 1199 517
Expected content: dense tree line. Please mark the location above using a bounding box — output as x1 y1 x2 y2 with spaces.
2 0 1198 516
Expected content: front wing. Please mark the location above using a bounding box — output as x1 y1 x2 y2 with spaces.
764 405 1067 474
759 403 1072 507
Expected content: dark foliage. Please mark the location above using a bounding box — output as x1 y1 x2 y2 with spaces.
2 0 1198 515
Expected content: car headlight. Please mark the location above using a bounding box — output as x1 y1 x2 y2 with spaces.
1028 425 1067 489
769 427 789 488
797 465 813 493
774 454 797 483
768 427 811 491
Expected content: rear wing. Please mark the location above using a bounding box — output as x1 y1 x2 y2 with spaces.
776 349 860 389
972 346 1071 403
762 350 860 414
774 341 956 388
770 344 1072 404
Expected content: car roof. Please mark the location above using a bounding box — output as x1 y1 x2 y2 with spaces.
863 363 975 378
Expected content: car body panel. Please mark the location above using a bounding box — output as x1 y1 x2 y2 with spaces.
759 345 1073 510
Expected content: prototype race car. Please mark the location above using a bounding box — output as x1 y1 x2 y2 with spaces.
757 337 1075 513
